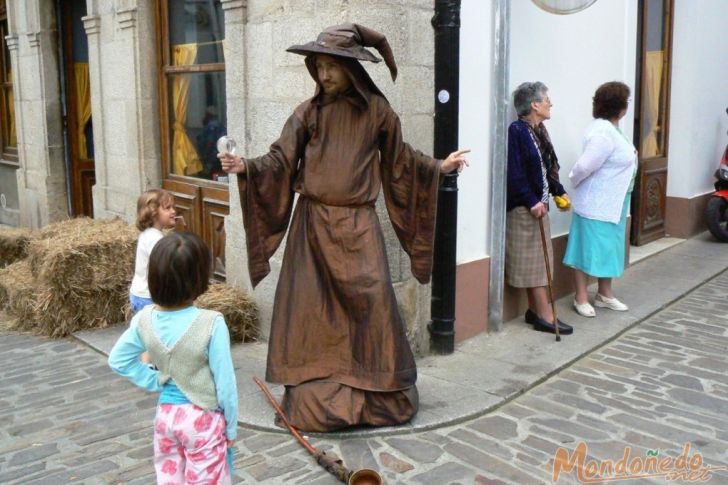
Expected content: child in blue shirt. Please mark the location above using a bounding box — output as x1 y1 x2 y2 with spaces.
109 232 238 484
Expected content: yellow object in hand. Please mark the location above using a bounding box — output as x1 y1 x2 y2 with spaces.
554 195 571 210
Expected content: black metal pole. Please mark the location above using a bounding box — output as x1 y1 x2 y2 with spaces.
428 0 460 355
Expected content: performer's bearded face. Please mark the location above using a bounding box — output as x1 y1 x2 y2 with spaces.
315 54 351 95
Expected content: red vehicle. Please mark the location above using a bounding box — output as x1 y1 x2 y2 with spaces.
706 107 728 242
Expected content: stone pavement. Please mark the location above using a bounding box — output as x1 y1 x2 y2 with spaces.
0 232 726 483
76 232 728 435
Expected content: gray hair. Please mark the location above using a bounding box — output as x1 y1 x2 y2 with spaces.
513 82 548 117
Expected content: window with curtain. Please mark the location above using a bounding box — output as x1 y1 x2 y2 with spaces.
0 4 17 164
640 0 668 158
158 0 227 182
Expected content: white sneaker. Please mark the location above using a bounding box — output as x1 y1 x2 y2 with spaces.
594 293 628 311
573 300 596 317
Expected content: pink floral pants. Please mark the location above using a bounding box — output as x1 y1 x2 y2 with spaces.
153 403 231 485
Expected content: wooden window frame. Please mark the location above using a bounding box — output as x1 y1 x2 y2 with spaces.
637 0 674 160
0 3 18 166
155 0 227 190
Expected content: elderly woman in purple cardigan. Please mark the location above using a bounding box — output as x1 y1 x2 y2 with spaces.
506 81 573 335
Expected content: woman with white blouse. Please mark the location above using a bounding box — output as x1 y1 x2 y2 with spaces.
564 82 637 317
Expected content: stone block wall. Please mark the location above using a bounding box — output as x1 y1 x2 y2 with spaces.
86 1 161 223
7 0 161 227
10 0 69 228
6 0 436 353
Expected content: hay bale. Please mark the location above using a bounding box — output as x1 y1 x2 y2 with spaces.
0 260 39 331
27 217 137 295
0 226 34 268
35 286 127 337
0 217 137 337
37 216 96 240
195 283 259 343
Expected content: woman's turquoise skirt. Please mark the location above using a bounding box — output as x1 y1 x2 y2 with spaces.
563 193 630 278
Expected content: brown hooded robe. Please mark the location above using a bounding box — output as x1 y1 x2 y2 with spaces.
238 57 441 432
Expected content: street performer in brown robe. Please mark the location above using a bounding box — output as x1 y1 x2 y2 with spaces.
220 23 469 432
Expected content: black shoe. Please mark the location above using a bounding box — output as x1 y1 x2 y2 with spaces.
525 309 538 324
532 315 574 335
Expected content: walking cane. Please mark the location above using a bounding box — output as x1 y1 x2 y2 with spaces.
253 377 383 485
537 217 561 342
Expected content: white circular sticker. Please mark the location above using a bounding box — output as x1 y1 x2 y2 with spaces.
438 89 450 104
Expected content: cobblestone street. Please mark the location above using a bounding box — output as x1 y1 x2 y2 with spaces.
3 270 728 484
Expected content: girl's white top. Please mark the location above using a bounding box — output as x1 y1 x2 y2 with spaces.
129 227 164 298
569 118 637 223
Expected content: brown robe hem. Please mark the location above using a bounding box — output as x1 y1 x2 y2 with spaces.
280 381 419 433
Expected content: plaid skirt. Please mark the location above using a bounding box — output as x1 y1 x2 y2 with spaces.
505 207 553 288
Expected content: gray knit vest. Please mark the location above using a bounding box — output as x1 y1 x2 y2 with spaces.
138 306 220 411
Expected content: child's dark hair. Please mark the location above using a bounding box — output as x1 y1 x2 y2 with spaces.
136 189 174 231
148 232 210 307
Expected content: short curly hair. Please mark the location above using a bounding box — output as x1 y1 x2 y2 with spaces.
513 81 548 117
135 189 174 231
592 81 630 120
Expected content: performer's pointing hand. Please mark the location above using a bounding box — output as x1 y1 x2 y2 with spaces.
441 149 471 174
219 153 247 174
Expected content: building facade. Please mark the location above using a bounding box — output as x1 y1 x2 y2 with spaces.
3 0 727 351
455 0 728 339
2 0 436 351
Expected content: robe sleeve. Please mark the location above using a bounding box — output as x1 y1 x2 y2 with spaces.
378 105 442 284
237 109 308 287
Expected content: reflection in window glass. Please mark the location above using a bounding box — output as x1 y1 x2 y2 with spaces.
70 0 92 160
168 72 227 181
168 0 225 65
641 0 666 157
0 15 16 156
164 0 226 182
5 86 15 146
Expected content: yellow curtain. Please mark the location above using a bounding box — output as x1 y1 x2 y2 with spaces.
74 63 92 159
7 69 15 146
642 50 663 157
171 43 202 176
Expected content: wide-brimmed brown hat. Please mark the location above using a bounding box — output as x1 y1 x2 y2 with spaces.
287 23 397 81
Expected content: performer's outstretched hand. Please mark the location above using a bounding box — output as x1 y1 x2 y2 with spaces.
219 153 247 174
441 149 470 173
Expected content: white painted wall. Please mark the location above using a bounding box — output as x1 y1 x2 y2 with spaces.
457 0 493 263
666 0 728 199
457 0 639 262
509 0 638 236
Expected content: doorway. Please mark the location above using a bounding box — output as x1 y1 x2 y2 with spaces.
631 0 674 246
59 0 95 217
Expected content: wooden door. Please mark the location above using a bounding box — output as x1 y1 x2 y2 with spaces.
60 0 95 217
162 179 229 280
631 0 674 245
157 0 229 279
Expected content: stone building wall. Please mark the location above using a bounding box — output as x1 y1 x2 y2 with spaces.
85 0 161 222
6 0 436 352
10 0 68 229
8 0 161 227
